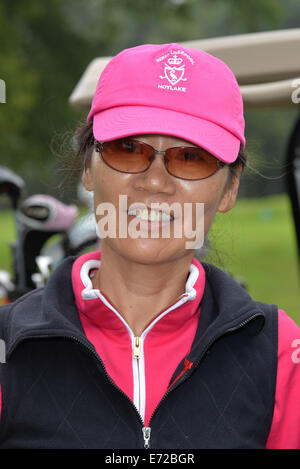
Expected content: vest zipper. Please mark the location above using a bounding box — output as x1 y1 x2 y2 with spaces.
71 334 153 448
63 335 151 449
64 335 151 449
7 333 147 446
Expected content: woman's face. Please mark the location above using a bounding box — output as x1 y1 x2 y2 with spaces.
82 134 242 264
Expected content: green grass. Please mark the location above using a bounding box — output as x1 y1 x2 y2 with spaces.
206 194 300 326
0 210 17 275
1 194 299 325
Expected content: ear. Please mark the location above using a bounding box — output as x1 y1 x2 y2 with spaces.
217 164 243 213
81 164 94 192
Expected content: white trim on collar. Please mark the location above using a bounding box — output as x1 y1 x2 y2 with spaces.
80 259 199 302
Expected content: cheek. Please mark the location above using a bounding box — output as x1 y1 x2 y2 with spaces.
180 177 227 234
92 159 122 203
91 159 135 222
93 171 108 203
203 189 223 215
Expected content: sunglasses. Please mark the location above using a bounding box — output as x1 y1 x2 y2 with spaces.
94 138 226 181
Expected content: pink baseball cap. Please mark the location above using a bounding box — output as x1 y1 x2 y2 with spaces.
87 43 245 164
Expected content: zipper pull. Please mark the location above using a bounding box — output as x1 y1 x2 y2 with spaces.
142 426 151 449
133 336 141 359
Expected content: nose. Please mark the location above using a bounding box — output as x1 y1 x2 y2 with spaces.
132 151 175 194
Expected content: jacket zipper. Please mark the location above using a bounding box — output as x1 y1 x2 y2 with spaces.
133 336 142 415
142 427 151 449
7 312 263 449
96 287 189 431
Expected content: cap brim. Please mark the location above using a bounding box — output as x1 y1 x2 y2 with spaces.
92 106 241 164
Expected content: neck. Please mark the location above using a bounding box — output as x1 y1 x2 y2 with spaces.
91 243 195 336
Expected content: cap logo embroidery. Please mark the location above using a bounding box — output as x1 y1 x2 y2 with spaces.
160 55 187 86
156 50 194 93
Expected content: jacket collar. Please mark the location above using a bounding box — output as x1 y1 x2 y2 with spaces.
71 250 205 335
5 256 266 359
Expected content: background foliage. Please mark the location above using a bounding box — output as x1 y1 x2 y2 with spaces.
0 0 299 319
0 0 299 197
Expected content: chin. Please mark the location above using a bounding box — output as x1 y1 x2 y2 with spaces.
110 237 188 265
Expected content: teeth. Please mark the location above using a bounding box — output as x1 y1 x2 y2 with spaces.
161 212 172 221
127 208 171 222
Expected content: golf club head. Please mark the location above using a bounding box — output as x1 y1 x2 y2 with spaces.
31 273 45 289
0 166 25 209
63 212 100 256
14 194 78 291
17 194 78 231
35 255 53 283
0 270 14 295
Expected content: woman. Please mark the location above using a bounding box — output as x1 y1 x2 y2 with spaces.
0 43 299 449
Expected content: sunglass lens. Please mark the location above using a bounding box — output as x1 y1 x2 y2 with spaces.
166 147 219 180
101 139 152 173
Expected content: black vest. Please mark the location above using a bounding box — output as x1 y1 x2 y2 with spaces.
0 257 278 449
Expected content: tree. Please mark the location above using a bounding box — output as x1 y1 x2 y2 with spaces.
0 0 298 199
